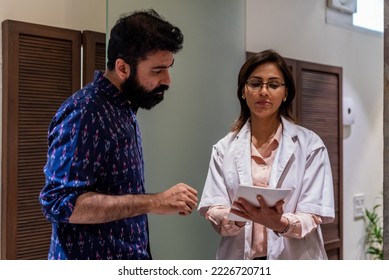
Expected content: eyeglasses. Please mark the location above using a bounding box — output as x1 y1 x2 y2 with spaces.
245 79 285 92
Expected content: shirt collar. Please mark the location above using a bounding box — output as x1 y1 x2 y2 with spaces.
93 70 131 108
251 122 283 158
273 122 283 143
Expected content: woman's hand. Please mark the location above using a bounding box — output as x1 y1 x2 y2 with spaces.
230 195 288 232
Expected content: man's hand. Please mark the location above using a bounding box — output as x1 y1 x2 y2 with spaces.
152 183 198 216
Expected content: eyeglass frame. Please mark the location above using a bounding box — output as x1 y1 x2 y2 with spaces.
245 79 286 92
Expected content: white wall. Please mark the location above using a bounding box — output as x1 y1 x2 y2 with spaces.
0 0 106 255
246 0 383 259
0 0 106 31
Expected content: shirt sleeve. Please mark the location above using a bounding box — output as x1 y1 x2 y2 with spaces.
279 212 322 239
39 99 107 224
205 205 245 236
295 138 335 223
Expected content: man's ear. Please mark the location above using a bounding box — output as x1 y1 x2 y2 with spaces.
115 58 131 81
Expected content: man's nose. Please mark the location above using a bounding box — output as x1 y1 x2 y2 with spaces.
161 71 171 85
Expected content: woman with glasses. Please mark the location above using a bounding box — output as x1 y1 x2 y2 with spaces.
198 49 335 260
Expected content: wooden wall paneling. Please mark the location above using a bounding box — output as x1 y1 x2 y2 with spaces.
383 0 389 261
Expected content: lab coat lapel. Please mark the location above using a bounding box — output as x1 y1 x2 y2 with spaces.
233 121 252 186
272 118 298 189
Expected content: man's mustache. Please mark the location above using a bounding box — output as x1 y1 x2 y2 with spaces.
150 84 169 95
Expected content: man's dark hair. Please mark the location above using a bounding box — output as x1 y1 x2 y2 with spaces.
106 9 184 70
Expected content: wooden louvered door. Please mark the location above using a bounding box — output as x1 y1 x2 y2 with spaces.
1 20 81 260
1 20 106 259
82 31 106 86
296 61 343 260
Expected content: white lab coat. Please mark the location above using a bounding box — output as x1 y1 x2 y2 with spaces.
198 118 335 260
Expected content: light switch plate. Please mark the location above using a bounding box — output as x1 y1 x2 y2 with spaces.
353 193 365 218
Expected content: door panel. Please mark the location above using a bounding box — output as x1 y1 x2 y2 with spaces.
1 20 105 259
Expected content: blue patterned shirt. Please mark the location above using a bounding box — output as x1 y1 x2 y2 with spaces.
39 71 151 260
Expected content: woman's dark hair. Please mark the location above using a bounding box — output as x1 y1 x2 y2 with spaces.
231 49 296 132
106 9 184 70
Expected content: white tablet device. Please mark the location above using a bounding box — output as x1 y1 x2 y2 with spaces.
227 185 293 222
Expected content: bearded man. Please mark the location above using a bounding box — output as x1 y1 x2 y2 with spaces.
39 9 198 260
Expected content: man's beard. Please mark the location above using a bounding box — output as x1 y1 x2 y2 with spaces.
121 73 169 110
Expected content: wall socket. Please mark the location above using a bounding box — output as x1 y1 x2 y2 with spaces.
353 193 365 218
